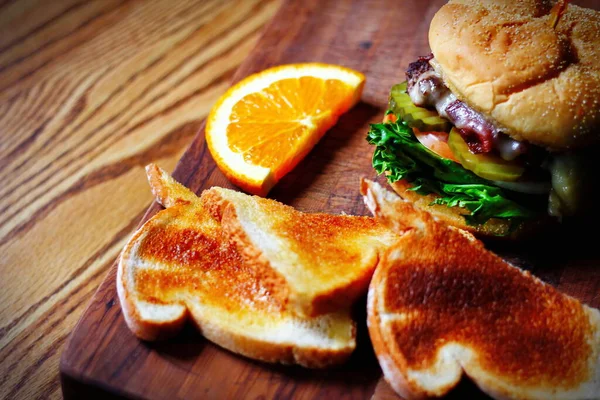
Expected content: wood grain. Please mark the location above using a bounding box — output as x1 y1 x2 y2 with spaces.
58 0 600 399
2 0 599 399
0 0 281 398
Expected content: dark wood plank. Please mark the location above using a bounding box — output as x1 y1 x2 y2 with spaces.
60 0 600 399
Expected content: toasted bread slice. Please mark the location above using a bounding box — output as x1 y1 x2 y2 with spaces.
201 186 399 317
145 163 198 208
116 166 356 368
361 179 600 400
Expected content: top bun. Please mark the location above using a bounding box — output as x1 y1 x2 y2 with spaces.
429 0 600 150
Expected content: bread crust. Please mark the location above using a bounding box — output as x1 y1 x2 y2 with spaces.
368 264 431 400
187 303 355 368
202 186 399 317
116 164 359 368
117 219 189 341
429 0 600 149
222 199 384 317
117 204 357 368
145 163 198 208
219 203 292 309
362 179 600 400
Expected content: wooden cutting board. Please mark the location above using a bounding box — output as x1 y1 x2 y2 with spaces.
60 0 600 399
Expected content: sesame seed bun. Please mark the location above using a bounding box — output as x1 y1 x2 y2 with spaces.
429 0 600 150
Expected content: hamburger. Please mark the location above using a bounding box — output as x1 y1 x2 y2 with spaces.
367 0 600 238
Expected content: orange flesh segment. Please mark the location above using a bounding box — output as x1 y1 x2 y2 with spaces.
226 77 354 175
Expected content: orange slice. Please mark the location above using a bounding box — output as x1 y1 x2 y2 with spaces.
206 63 365 196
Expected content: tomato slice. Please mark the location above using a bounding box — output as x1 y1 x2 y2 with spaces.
413 128 459 163
382 113 397 124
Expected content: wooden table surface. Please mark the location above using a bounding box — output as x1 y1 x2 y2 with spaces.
4 0 600 399
0 0 281 398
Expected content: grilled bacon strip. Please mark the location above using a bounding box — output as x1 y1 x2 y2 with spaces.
405 55 528 159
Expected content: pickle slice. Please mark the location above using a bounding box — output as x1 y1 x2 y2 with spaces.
389 82 451 132
447 128 525 182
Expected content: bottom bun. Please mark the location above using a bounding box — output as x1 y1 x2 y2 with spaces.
388 180 554 240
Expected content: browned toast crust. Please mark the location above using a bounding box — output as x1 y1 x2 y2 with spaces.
145 163 198 207
118 202 356 368
117 213 189 341
361 179 600 398
219 203 292 309
379 231 593 386
367 273 435 400
117 164 359 368
202 186 398 316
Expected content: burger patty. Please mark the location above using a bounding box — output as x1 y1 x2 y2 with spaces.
406 55 529 160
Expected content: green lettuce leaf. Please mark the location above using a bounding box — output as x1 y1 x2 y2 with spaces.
367 118 539 227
